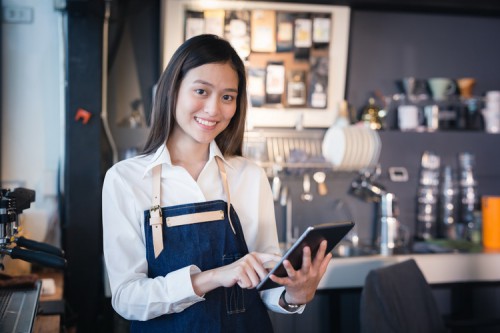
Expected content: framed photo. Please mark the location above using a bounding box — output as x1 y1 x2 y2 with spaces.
161 0 350 128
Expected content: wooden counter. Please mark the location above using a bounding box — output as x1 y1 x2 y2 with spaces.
33 271 64 333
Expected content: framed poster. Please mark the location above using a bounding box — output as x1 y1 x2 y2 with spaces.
161 0 350 128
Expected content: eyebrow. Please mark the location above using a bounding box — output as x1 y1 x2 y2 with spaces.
193 79 238 93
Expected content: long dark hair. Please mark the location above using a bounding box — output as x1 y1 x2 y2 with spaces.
142 34 247 157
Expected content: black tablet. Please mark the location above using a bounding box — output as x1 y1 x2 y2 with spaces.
256 221 355 291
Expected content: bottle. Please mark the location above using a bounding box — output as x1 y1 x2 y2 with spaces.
438 165 459 239
310 83 327 108
465 97 484 131
415 151 440 240
457 152 478 240
333 100 351 128
361 97 382 130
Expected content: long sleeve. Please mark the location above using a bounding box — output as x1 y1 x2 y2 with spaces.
102 165 204 321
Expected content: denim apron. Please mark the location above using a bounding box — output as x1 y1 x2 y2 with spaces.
130 156 274 333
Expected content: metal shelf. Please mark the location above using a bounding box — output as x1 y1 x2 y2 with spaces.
243 129 333 173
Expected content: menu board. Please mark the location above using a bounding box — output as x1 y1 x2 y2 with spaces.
162 0 350 128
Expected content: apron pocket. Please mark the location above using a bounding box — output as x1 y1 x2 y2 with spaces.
223 254 246 314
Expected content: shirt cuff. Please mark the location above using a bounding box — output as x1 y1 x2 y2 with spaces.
260 287 306 314
165 265 204 312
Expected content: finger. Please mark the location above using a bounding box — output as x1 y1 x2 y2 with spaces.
255 253 282 278
262 260 277 273
257 252 282 263
237 275 251 289
258 255 281 272
318 252 333 276
313 240 329 265
282 259 298 279
268 273 290 287
301 246 312 272
245 253 269 282
237 263 260 288
246 268 261 288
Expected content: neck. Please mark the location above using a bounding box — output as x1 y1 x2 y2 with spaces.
167 139 210 180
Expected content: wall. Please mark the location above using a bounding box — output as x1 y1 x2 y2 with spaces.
1 0 64 249
347 9 500 109
342 9 500 241
269 9 500 333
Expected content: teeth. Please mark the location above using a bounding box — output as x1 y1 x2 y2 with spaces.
195 117 216 126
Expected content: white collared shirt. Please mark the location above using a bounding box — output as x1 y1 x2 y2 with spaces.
102 142 299 321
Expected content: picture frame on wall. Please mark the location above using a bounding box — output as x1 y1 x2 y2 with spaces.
161 0 350 128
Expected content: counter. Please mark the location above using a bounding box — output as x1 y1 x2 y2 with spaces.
319 252 500 289
33 271 64 333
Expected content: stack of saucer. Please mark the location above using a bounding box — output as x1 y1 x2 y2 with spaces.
322 125 382 171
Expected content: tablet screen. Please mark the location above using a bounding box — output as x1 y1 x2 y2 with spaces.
256 221 355 291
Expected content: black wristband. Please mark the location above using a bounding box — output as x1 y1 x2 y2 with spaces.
280 290 302 310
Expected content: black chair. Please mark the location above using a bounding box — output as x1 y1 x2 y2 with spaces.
359 259 500 333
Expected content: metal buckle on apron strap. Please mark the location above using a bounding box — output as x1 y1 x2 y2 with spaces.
150 204 163 258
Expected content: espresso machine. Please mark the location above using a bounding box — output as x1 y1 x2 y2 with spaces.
1 187 66 269
350 167 402 256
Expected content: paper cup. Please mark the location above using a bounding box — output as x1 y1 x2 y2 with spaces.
482 196 500 250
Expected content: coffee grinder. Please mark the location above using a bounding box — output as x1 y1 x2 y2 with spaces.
350 167 402 255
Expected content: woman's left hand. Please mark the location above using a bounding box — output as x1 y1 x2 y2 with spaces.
269 240 332 305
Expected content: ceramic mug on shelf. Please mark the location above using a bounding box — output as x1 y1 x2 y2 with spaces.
397 104 420 131
427 78 457 101
482 108 500 133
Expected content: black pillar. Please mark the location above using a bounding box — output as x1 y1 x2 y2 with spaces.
64 0 106 331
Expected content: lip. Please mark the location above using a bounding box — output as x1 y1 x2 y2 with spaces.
195 116 218 128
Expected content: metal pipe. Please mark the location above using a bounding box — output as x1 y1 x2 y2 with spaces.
100 0 119 164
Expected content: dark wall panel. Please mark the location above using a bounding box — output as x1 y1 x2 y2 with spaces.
346 10 500 110
64 2 106 331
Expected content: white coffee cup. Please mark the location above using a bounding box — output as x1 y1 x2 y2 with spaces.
482 108 500 133
398 105 419 130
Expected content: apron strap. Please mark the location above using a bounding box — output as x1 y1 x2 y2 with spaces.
215 156 236 235
149 156 237 258
150 164 163 258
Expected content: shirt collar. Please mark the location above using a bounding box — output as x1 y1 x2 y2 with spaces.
141 144 170 178
142 141 234 178
209 141 234 170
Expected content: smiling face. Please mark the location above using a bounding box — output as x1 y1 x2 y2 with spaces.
169 62 239 151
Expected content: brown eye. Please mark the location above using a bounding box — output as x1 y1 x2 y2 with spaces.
222 95 235 102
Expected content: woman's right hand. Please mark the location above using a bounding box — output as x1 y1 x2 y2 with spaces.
191 252 281 296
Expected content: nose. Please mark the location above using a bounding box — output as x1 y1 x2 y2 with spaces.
203 96 220 116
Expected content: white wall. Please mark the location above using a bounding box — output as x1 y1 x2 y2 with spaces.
1 0 64 245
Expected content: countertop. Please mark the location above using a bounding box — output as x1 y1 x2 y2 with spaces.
318 251 500 289
33 270 63 333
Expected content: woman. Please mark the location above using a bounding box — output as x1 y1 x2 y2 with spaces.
102 34 331 332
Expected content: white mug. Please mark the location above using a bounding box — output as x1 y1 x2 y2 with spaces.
398 105 419 131
482 108 500 133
